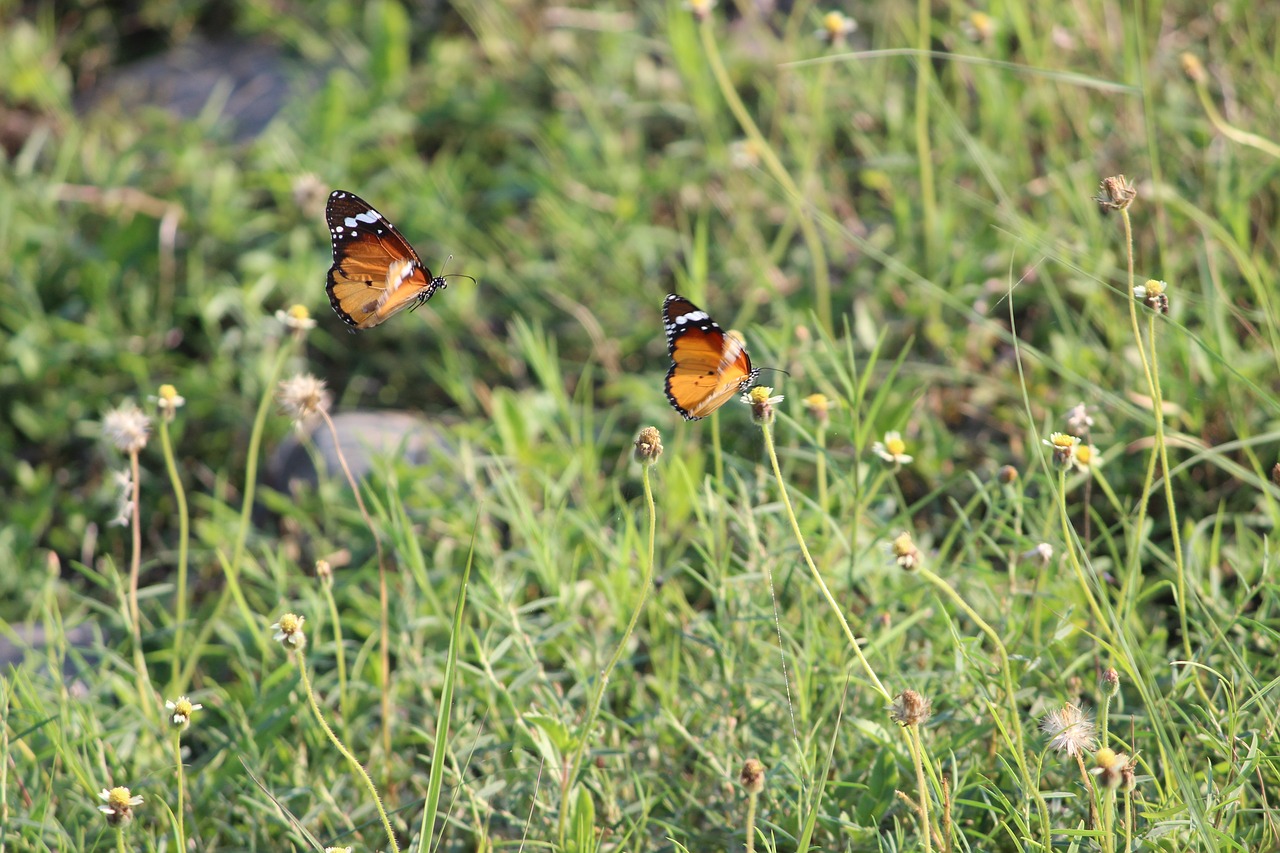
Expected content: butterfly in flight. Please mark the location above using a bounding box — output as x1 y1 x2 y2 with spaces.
662 293 762 420
325 190 461 330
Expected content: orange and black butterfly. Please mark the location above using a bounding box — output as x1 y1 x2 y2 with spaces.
663 293 761 420
325 190 459 330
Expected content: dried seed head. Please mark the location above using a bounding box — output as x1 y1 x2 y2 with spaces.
102 403 151 454
277 374 329 427
1093 174 1137 213
997 464 1019 484
634 426 664 465
889 689 933 727
1040 703 1097 758
739 758 766 794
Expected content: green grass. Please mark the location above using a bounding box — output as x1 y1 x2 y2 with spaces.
3 0 1280 849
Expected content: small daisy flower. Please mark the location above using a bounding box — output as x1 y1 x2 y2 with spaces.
1093 174 1137 213
872 431 913 466
1020 542 1053 566
1133 278 1170 314
277 374 329 427
165 696 203 731
803 393 832 426
276 304 318 339
1090 747 1131 790
634 426 664 465
961 11 996 42
743 385 784 425
729 139 762 170
149 384 186 422
683 0 716 21
1040 703 1097 758
1064 403 1093 434
271 613 307 650
102 403 150 454
1043 432 1079 470
1072 442 1101 473
890 531 921 571
99 786 144 828
1179 52 1207 84
739 758 766 794
816 10 857 47
889 689 932 727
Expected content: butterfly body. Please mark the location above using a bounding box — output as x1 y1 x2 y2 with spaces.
325 190 447 330
663 293 760 420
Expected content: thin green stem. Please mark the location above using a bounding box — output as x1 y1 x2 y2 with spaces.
698 14 832 331
915 564 1050 840
173 730 187 853
1055 468 1112 638
126 449 155 720
297 648 400 853
1145 316 1191 663
744 789 759 853
321 578 350 725
908 725 934 853
760 421 887 700
815 427 828 513
558 460 658 845
318 408 393 765
914 0 937 271
158 417 191 695
179 342 291 689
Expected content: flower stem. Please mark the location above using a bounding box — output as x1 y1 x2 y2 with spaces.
126 449 155 720
158 418 191 695
318 409 393 764
760 422 887 700
173 730 187 853
180 342 292 688
558 461 658 846
297 648 400 853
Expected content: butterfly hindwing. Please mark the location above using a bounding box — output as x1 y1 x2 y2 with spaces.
662 294 759 420
325 190 445 330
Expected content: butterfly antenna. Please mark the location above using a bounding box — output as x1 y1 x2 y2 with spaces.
757 367 791 379
438 254 478 285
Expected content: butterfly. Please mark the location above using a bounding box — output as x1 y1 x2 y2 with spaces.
325 190 454 330
662 293 761 420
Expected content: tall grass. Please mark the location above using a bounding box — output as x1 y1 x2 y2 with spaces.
3 0 1280 850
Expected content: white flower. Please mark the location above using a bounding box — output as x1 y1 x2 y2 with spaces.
872 431 913 466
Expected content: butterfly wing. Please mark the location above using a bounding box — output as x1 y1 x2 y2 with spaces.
325 190 444 330
662 294 759 420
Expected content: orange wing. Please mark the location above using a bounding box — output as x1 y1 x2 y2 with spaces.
662 294 759 420
325 190 446 330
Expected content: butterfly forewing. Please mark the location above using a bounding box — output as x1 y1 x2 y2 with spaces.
325 190 444 330
662 294 759 420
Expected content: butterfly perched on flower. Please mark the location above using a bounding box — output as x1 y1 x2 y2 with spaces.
662 293 761 420
325 190 460 330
